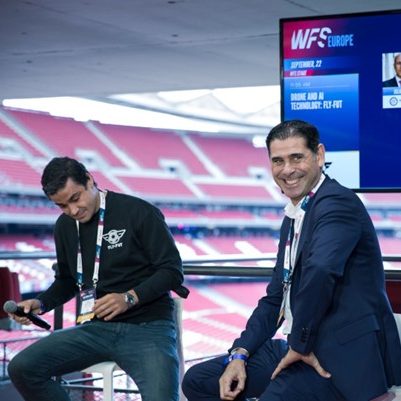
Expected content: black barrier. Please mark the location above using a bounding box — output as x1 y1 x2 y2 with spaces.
1 251 400 277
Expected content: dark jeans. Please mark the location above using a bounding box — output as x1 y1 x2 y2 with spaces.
182 338 344 401
8 319 179 401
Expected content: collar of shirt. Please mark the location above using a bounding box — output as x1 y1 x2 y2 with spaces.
283 173 326 219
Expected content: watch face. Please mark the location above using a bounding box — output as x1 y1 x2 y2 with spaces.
125 293 135 306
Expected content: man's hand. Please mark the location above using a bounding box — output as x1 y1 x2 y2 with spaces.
94 293 131 321
219 360 247 400
271 348 331 380
8 299 41 326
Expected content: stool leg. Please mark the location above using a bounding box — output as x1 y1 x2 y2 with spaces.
83 363 117 401
102 369 114 401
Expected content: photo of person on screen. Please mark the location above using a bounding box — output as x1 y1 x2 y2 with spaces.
383 53 401 87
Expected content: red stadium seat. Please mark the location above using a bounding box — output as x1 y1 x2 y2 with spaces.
0 267 14 319
11 272 22 303
386 281 401 313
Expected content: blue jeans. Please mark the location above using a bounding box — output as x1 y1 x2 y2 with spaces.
8 319 179 401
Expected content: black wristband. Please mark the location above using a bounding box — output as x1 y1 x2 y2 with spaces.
37 300 46 315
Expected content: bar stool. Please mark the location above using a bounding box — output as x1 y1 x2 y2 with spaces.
82 361 123 401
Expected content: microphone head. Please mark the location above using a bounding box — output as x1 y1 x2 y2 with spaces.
3 300 18 314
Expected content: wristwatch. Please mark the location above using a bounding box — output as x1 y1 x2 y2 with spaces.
230 347 249 357
124 292 136 308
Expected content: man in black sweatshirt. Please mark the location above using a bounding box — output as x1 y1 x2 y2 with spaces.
8 156 185 401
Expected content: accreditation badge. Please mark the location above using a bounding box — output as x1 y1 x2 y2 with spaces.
76 288 97 324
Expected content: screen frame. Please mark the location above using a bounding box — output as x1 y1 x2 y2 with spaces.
279 9 401 193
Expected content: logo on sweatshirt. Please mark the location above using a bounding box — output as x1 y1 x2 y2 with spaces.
103 229 126 250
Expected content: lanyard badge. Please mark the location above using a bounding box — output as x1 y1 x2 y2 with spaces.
75 191 106 324
77 288 97 324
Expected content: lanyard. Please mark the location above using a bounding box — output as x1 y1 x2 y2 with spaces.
282 191 314 287
279 174 326 330
279 191 314 329
76 190 106 290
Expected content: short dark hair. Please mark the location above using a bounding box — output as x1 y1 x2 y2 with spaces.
41 157 91 197
265 120 320 154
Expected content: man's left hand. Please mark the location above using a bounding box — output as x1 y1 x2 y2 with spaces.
94 293 128 321
271 348 331 380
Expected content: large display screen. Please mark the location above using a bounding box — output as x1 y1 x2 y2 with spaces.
280 10 401 190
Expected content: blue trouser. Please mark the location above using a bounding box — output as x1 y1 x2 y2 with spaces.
182 339 345 401
8 319 179 401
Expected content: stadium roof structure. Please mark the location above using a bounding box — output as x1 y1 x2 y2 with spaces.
2 0 400 101
2 1 400 133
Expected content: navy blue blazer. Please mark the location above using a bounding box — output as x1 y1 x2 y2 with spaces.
232 177 401 400
383 77 399 87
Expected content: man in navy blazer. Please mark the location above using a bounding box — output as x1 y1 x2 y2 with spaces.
182 120 401 401
383 53 401 87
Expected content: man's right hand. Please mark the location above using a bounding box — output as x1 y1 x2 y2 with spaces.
8 299 41 326
219 359 247 400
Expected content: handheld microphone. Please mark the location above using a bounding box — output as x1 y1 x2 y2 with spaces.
3 300 51 330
